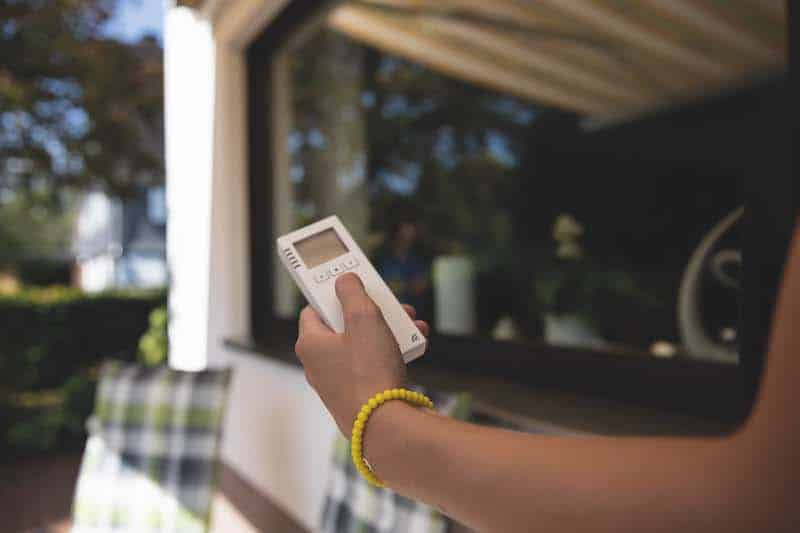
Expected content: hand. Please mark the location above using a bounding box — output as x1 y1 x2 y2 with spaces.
295 272 430 434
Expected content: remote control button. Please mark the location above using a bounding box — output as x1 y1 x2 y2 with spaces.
314 271 329 283
344 257 358 270
329 265 343 276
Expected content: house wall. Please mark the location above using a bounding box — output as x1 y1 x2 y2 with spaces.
163 2 786 529
165 1 337 530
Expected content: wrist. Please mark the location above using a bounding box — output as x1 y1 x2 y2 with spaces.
345 381 405 430
362 400 413 463
350 388 433 487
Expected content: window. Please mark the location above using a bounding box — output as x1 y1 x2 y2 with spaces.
247 0 795 419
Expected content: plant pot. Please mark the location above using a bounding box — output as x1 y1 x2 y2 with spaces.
543 313 605 349
432 255 476 335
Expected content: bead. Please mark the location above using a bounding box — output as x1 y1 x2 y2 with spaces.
350 388 434 488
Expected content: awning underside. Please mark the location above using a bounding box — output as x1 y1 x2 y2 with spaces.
327 0 786 119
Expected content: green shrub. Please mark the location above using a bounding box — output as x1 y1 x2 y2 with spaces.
16 258 73 286
138 306 168 366
59 370 99 441
0 287 165 458
0 286 166 392
5 403 64 454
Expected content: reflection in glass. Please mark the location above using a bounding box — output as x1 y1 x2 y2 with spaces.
273 0 786 364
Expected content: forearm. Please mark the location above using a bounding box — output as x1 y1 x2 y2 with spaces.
364 402 746 533
301 225 800 531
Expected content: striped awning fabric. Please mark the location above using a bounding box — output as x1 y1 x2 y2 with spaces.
328 0 787 119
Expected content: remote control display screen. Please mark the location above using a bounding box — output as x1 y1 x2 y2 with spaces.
294 228 348 268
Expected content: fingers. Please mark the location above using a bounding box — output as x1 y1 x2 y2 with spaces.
403 305 429 337
296 306 331 367
298 306 329 337
335 274 427 337
402 304 416 319
335 273 380 328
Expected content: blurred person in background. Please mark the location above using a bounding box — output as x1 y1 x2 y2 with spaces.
374 215 431 317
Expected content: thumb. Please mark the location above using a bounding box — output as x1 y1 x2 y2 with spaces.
335 272 379 329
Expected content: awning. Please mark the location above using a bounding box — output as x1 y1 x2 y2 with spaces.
327 0 786 119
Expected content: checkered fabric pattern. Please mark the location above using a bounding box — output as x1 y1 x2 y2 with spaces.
71 361 232 533
320 386 472 533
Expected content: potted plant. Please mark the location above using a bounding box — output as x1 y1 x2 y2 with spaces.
533 213 656 348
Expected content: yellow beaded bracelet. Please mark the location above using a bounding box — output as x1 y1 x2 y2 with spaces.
351 388 434 488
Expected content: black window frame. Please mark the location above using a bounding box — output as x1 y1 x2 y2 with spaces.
242 0 799 424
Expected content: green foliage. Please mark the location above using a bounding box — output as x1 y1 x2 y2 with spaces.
138 306 168 366
0 192 78 268
290 30 530 259
6 402 65 454
3 371 97 458
0 287 165 392
59 371 99 438
532 215 660 324
15 258 73 286
0 0 163 197
0 287 164 458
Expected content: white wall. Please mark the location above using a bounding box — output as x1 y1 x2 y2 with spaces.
165 1 337 530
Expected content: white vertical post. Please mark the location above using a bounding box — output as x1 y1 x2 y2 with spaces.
164 3 216 370
205 43 251 362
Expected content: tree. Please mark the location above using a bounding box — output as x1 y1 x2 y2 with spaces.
0 0 163 198
0 192 76 267
289 27 535 252
0 0 164 268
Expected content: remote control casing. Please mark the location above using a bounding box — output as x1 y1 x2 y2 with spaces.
276 215 427 363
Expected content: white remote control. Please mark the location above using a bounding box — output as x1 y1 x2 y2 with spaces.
276 215 427 363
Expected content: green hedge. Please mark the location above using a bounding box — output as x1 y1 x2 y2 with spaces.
0 287 166 392
16 258 73 286
0 287 166 459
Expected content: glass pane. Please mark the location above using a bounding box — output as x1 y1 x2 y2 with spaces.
273 0 787 365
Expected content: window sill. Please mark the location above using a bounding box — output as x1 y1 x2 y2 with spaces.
223 336 734 437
